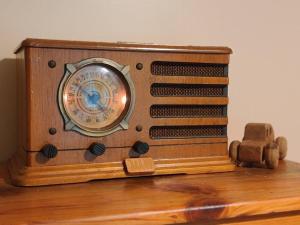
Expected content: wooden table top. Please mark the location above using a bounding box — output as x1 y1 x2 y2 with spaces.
1 161 300 225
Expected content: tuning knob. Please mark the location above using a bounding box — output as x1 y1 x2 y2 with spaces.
133 141 149 154
41 144 58 158
89 143 106 156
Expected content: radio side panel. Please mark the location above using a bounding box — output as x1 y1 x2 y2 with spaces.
15 48 30 165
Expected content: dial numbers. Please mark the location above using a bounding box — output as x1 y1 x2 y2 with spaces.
62 64 128 131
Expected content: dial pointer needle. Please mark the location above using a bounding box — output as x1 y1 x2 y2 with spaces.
78 86 91 96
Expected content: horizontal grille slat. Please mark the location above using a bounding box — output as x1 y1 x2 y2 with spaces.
151 84 226 97
150 125 227 139
150 105 227 118
151 61 228 77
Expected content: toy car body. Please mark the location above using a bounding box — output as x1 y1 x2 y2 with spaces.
229 123 287 169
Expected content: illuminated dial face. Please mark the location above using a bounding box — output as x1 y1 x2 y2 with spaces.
60 61 133 136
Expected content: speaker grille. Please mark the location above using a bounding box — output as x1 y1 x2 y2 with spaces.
151 83 226 97
151 61 228 77
150 125 227 139
150 105 226 118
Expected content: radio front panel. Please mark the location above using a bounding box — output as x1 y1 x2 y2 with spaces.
9 39 234 186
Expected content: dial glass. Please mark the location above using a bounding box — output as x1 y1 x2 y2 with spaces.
62 64 130 132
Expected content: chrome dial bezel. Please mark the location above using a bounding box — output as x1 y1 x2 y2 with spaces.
58 58 135 137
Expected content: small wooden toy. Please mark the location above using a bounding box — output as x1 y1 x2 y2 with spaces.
229 123 287 169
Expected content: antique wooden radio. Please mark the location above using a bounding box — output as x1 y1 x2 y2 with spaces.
9 39 234 186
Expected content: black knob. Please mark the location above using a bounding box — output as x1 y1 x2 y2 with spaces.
41 144 58 158
133 141 149 154
89 143 106 156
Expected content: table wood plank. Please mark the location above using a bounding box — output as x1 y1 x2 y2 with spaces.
1 161 300 225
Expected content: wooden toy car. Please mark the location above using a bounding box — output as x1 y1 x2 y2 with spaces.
229 123 287 169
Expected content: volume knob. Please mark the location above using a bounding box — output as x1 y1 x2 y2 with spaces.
41 144 58 158
133 141 149 154
89 143 106 156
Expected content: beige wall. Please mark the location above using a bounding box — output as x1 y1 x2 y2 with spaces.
0 0 299 162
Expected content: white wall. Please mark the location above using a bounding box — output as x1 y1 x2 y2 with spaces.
0 0 299 162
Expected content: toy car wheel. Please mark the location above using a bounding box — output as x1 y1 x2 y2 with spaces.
264 143 279 169
276 137 287 160
229 140 241 162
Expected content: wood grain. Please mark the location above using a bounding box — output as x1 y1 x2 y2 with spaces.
2 161 300 225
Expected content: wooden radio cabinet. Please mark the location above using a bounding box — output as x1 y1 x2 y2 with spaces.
9 39 234 186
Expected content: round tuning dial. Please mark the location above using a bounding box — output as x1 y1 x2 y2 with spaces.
133 141 149 155
41 144 58 158
58 58 135 137
89 143 106 156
